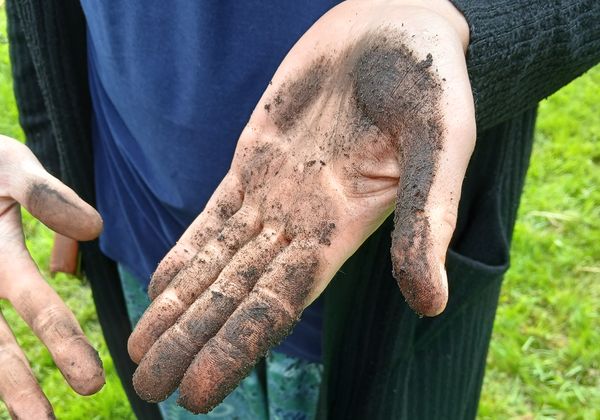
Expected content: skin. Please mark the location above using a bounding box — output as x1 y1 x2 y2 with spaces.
0 135 105 419
129 0 476 414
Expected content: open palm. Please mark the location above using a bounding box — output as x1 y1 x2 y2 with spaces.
129 1 475 413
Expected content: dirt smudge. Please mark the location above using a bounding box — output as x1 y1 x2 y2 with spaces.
265 56 332 132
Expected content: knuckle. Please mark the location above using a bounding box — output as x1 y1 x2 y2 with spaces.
441 208 458 233
259 227 290 247
150 248 193 295
0 344 21 365
31 305 81 342
227 205 260 227
31 304 61 331
252 287 298 321
12 388 42 403
5 391 53 420
201 241 227 261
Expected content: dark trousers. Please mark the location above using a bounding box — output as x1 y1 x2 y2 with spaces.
321 217 506 420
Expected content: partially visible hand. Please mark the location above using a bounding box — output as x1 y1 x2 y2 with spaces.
129 0 474 413
0 135 104 419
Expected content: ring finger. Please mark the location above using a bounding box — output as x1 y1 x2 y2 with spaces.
0 310 54 419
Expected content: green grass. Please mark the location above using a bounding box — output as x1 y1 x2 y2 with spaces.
477 67 600 419
0 5 598 419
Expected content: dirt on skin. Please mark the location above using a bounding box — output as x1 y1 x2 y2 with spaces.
177 293 300 413
133 231 287 402
23 181 103 242
177 250 318 413
13 290 105 395
262 28 443 315
134 27 444 413
25 183 81 235
264 55 332 132
182 28 441 412
133 288 240 402
351 37 444 314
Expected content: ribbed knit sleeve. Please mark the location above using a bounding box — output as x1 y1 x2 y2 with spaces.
449 0 600 130
6 0 62 178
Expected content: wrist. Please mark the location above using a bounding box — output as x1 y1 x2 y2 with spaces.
372 0 470 53
431 0 470 52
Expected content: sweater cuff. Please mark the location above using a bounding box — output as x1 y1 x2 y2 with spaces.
448 0 600 130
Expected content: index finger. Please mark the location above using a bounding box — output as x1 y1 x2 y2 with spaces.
1 137 102 242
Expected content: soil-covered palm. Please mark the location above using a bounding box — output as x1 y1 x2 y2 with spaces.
128 0 475 413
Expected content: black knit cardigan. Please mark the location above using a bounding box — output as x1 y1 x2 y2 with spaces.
5 0 599 418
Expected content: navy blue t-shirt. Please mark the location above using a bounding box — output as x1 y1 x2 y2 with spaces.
80 1 339 363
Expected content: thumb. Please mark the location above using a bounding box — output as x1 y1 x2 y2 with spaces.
5 139 103 241
390 116 475 317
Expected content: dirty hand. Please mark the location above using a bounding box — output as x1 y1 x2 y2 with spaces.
129 0 475 413
0 135 104 419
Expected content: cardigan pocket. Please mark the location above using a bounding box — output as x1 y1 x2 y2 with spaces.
412 249 509 350
412 184 513 349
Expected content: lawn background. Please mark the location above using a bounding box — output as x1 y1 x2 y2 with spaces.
0 5 598 419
